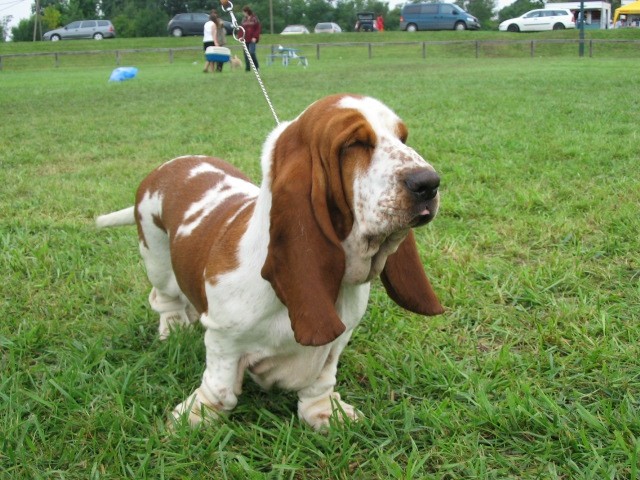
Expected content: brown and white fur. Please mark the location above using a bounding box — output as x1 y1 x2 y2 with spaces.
96 93 444 430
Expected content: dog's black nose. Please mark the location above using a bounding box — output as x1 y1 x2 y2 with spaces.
405 169 440 200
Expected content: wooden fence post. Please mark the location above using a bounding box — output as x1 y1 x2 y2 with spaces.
169 49 174 64
530 40 535 58
55 52 59 68
116 50 120 65
368 43 372 59
422 41 426 59
316 43 320 60
475 40 479 59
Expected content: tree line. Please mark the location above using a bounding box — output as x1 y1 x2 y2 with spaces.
5 0 576 42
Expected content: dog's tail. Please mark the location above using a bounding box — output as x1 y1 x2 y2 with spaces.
96 206 135 228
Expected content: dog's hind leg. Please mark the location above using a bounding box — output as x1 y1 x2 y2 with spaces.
148 287 197 340
139 232 198 340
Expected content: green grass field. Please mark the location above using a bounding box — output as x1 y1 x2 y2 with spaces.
1 42 639 478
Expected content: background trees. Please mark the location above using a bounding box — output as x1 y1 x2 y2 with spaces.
10 0 505 41
465 0 496 29
1 16 10 41
496 0 542 23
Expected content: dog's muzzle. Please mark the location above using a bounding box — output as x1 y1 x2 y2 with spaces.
405 169 440 226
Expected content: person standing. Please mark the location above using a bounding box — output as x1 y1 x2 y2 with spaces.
203 10 226 73
376 14 385 32
213 11 227 72
240 5 261 71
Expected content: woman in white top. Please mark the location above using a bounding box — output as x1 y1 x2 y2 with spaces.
203 10 224 73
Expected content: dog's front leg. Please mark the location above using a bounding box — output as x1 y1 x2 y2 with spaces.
170 329 240 426
297 333 362 430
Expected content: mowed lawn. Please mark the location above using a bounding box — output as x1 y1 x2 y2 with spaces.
1 50 639 479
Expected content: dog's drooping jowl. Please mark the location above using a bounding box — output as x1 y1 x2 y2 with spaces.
96 94 443 430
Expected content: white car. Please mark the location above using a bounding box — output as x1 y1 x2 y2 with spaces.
314 22 342 33
281 25 310 35
499 9 576 32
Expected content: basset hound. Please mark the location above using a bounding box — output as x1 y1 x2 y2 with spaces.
96 93 444 430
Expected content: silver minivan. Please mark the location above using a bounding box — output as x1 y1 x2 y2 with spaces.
400 3 480 31
42 20 116 41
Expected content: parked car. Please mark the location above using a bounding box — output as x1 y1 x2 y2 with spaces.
355 12 375 31
314 22 342 33
281 25 310 34
42 20 115 41
400 3 480 31
499 9 576 32
167 13 233 37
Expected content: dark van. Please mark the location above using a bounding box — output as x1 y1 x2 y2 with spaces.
355 12 375 31
400 3 480 31
167 13 233 37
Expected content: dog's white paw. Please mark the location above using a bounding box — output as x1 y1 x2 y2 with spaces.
149 288 200 340
298 392 362 431
158 311 196 340
168 389 223 428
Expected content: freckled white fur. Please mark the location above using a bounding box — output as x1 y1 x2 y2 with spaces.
340 97 439 284
97 95 438 431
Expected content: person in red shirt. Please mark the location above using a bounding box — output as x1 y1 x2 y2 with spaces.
241 6 261 71
376 14 384 32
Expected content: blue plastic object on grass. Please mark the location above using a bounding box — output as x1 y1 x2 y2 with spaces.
109 67 138 82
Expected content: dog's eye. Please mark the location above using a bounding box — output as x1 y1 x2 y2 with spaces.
341 140 373 161
349 140 373 150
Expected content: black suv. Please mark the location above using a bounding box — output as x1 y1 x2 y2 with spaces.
168 13 233 37
355 12 375 32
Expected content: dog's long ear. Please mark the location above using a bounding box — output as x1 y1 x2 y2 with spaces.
381 231 444 316
261 99 370 346
261 96 377 346
261 161 347 346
